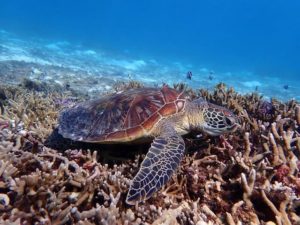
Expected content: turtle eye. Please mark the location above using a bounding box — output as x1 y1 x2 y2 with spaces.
225 116 234 126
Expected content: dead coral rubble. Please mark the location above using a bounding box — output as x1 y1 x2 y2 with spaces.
0 83 300 225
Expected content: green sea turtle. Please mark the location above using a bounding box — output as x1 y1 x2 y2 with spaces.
58 86 238 205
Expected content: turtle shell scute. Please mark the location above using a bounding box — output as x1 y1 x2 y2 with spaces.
58 87 187 142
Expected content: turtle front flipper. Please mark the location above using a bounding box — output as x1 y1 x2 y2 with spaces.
126 127 185 205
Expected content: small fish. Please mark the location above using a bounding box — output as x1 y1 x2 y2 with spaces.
257 100 276 120
208 71 214 80
186 71 192 80
283 84 289 90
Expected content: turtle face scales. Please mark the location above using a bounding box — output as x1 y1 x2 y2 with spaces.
201 103 238 136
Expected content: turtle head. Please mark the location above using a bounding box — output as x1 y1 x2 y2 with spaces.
201 102 239 136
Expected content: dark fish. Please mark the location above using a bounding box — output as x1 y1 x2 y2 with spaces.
283 85 289 90
257 100 276 120
186 71 192 80
208 71 214 80
0 88 7 100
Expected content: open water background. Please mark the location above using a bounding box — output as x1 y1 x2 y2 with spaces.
0 0 299 100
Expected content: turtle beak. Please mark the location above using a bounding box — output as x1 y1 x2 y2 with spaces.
228 123 240 132
224 116 240 132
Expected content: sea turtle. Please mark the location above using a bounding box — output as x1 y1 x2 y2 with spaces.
58 86 238 205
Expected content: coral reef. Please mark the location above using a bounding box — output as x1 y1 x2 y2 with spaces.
0 82 299 224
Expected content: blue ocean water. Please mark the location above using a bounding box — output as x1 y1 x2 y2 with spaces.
0 0 299 100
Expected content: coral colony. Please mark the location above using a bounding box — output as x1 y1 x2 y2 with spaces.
0 81 300 225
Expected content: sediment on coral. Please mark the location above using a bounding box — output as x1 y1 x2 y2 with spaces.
0 82 299 225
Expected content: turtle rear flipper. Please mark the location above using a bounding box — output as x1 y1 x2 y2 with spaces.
126 126 185 205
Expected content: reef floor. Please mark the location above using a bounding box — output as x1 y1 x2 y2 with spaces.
0 75 300 225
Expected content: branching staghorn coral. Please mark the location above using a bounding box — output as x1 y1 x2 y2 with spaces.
0 83 300 224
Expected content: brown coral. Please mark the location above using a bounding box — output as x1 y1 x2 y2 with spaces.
0 83 299 224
